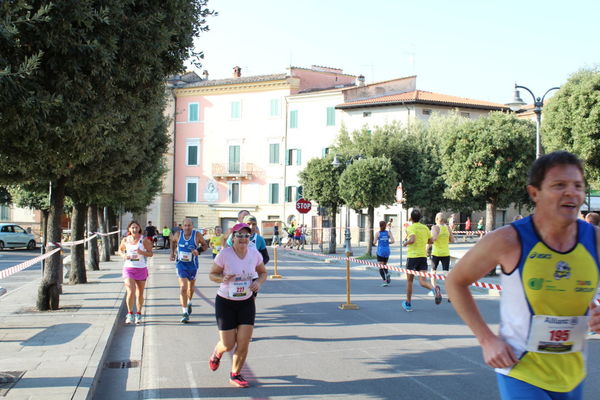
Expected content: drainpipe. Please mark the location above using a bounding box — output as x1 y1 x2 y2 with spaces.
171 85 178 226
283 95 289 225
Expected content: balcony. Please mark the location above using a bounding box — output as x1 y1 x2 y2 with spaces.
212 163 255 180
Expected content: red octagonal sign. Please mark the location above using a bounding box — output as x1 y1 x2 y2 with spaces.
296 198 312 214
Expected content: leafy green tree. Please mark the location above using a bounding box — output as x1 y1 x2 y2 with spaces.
440 112 535 232
338 157 397 256
543 67 600 186
298 155 345 254
0 1 212 310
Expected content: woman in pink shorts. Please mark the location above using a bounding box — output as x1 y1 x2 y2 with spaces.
118 221 153 324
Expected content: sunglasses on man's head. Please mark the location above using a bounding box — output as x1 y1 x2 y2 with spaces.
234 233 251 238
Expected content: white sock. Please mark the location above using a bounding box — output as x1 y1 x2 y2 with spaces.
182 307 187 313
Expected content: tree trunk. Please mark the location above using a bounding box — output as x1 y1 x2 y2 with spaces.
366 206 375 256
99 207 111 262
69 203 87 284
87 205 100 271
485 201 497 276
328 206 337 254
485 201 496 232
108 207 118 253
37 177 65 311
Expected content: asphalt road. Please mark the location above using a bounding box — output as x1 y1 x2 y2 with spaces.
0 248 43 296
94 250 600 400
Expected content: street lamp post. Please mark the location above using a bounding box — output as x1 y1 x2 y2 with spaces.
506 83 559 159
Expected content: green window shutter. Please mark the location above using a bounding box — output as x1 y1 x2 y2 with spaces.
269 143 279 163
296 149 302 165
188 145 198 165
270 99 279 116
189 103 199 121
269 183 279 204
326 107 335 126
285 186 292 202
321 147 329 157
290 110 298 128
231 101 241 119
285 149 291 166
296 186 303 200
229 145 240 173
187 182 197 202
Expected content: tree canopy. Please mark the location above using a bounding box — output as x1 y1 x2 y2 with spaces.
543 67 600 186
440 112 535 231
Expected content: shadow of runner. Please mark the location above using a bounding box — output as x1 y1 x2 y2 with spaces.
21 323 90 346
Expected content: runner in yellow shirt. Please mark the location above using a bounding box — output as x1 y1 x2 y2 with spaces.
402 209 442 312
209 226 224 259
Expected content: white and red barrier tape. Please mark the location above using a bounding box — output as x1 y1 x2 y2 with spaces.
279 247 502 291
452 230 485 235
0 230 120 280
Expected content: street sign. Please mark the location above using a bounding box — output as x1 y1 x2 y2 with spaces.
396 183 404 203
296 198 312 214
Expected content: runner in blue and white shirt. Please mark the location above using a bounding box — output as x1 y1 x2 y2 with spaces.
373 220 395 287
170 218 208 323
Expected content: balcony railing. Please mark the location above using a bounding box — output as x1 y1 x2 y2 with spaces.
212 163 255 180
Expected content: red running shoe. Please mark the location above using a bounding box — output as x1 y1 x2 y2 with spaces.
208 350 222 371
229 373 249 388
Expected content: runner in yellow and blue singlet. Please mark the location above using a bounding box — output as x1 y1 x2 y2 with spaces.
497 216 599 395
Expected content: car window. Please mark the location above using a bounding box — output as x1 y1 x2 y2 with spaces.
0 226 8 233
13 226 25 234
2 226 15 233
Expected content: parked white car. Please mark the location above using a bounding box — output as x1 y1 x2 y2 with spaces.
0 223 37 250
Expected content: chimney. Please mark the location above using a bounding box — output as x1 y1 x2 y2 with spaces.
233 66 242 78
202 70 209 80
357 75 365 87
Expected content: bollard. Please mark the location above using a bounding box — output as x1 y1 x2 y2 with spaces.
270 245 282 279
339 251 359 310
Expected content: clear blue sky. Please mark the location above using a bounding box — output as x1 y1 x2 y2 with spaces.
190 0 599 103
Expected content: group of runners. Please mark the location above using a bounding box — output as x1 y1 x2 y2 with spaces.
373 209 453 309
115 150 600 397
117 209 268 388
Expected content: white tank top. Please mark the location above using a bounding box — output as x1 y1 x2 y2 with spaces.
123 236 146 269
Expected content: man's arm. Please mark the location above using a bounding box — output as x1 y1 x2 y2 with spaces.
195 230 208 253
446 226 520 368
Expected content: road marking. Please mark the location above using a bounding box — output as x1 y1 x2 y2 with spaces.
185 361 202 399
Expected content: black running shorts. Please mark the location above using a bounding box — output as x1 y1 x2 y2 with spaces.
376 255 389 263
215 295 256 331
431 255 451 271
406 257 428 271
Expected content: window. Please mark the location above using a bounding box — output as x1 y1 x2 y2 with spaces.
296 185 304 200
186 177 198 203
228 145 240 173
0 205 8 220
228 182 240 203
269 183 279 204
322 148 330 157
286 149 302 166
290 110 298 128
285 186 294 202
326 107 335 126
422 109 432 116
188 103 199 122
269 143 280 164
270 99 280 117
186 139 200 166
363 111 371 117
231 101 241 119
461 112 471 118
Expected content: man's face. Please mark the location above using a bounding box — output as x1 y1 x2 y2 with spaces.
182 220 193 233
248 221 257 234
215 227 222 235
528 164 585 222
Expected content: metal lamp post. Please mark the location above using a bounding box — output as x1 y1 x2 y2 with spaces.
506 83 559 159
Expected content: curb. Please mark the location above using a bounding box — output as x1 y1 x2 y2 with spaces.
72 277 127 400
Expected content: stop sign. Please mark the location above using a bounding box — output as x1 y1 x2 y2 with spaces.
296 198 312 214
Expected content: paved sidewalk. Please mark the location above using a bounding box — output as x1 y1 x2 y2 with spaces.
0 256 127 399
